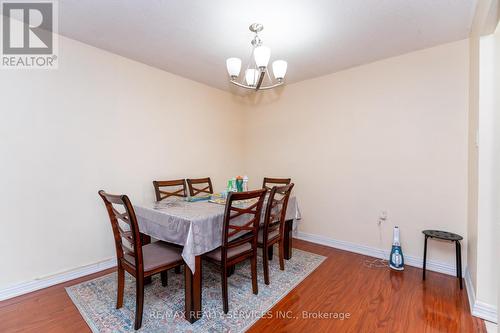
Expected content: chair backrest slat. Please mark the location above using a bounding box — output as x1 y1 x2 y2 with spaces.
153 179 187 201
229 201 259 219
187 177 213 197
222 189 267 253
262 177 291 191
261 183 294 244
112 207 131 224
98 190 144 271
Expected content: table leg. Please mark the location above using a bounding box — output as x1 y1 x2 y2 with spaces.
140 233 153 285
185 256 202 323
283 219 293 260
227 265 235 277
267 246 274 260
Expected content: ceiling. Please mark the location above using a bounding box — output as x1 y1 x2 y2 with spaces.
59 0 477 93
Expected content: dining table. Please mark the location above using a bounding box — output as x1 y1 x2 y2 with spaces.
133 194 301 323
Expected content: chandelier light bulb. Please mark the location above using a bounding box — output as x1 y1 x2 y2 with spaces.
226 57 242 79
245 68 259 86
272 60 287 81
253 46 271 69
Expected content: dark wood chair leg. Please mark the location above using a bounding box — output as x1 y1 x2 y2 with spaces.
251 252 258 294
160 271 168 287
221 264 229 314
278 240 285 271
116 265 124 309
263 246 270 285
456 241 463 289
267 245 274 261
422 235 428 281
174 266 181 274
134 274 145 330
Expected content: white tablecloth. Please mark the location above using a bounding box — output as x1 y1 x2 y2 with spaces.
134 196 300 272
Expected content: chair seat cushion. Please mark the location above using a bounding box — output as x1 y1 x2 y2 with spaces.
124 242 182 272
258 229 280 243
205 243 252 261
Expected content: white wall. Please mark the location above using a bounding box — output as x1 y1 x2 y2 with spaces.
0 36 244 289
476 26 500 318
242 40 469 267
467 0 499 322
495 24 500 327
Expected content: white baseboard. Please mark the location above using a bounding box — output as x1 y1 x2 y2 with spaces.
465 268 498 323
295 231 456 276
0 258 116 301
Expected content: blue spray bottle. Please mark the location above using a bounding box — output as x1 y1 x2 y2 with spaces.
389 226 404 271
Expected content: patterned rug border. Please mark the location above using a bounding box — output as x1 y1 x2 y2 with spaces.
67 286 101 333
66 248 326 333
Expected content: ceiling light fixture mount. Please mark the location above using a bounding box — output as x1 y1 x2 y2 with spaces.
226 23 287 91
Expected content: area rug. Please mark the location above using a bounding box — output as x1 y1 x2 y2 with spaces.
66 248 325 333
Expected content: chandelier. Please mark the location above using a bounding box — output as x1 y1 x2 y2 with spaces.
226 23 287 91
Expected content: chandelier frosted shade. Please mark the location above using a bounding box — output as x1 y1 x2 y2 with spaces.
253 46 271 68
272 60 287 81
226 57 242 78
245 69 259 86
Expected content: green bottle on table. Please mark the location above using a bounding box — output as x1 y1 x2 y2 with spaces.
236 177 243 192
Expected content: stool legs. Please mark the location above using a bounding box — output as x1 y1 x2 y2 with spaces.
422 235 428 281
456 241 463 289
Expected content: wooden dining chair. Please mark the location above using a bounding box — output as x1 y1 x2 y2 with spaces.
262 177 291 191
258 183 294 285
203 189 267 314
98 190 184 330
152 179 187 201
151 180 186 274
186 177 213 197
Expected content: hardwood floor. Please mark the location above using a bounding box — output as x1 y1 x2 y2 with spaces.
249 240 484 333
0 239 485 332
